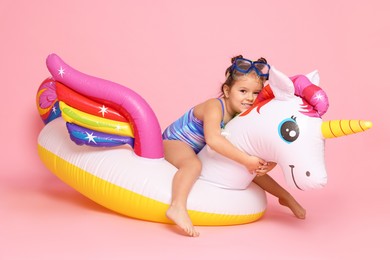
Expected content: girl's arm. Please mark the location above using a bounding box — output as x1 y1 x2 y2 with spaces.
201 99 264 173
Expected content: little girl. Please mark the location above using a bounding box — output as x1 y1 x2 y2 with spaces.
162 55 305 237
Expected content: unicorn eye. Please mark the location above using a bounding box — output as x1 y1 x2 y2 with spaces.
278 116 300 143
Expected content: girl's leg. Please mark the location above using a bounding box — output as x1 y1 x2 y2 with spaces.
253 174 306 219
163 140 201 237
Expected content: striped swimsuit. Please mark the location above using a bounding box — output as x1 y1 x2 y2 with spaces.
162 98 225 154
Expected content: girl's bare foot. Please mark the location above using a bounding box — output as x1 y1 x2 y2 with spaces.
166 205 199 237
279 196 306 219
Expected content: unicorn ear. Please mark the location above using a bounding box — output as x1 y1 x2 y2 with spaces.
268 66 295 101
305 70 320 86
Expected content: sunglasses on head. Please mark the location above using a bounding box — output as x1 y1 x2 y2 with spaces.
231 58 270 79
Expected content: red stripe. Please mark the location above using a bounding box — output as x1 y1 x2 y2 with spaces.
56 82 127 122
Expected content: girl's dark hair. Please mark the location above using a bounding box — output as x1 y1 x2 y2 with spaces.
220 55 268 95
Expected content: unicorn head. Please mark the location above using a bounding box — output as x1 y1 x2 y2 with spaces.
200 67 372 191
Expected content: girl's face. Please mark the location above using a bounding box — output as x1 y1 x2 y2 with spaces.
223 72 264 114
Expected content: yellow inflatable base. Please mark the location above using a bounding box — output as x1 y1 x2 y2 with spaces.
38 145 265 226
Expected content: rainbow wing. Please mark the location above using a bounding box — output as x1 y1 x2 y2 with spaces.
37 78 136 148
56 82 135 148
37 53 163 159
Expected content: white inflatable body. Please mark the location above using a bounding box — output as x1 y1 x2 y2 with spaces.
38 118 267 225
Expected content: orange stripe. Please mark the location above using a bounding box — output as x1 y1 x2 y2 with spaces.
349 120 356 134
329 121 336 137
339 120 347 135
358 120 364 132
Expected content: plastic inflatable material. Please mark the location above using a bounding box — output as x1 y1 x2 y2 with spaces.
36 54 372 225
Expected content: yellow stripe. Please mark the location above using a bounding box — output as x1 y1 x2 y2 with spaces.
59 101 134 137
38 144 264 226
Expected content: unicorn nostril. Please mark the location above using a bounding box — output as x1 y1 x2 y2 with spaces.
306 171 310 177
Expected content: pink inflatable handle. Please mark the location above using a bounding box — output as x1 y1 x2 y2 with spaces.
290 74 329 117
46 53 164 159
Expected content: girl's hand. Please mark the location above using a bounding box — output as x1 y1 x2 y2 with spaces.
261 161 277 174
247 156 276 176
245 155 265 173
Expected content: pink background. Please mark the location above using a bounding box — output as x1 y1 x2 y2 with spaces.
1 0 388 259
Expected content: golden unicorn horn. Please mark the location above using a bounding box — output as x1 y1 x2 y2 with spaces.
322 120 372 138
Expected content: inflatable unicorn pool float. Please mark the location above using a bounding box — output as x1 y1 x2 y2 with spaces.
36 54 372 225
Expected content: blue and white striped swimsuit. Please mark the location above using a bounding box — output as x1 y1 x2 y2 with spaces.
162 98 225 154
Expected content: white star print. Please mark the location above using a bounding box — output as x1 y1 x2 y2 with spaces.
58 67 65 78
314 93 323 101
115 125 122 131
99 105 109 117
85 132 97 144
52 106 57 114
